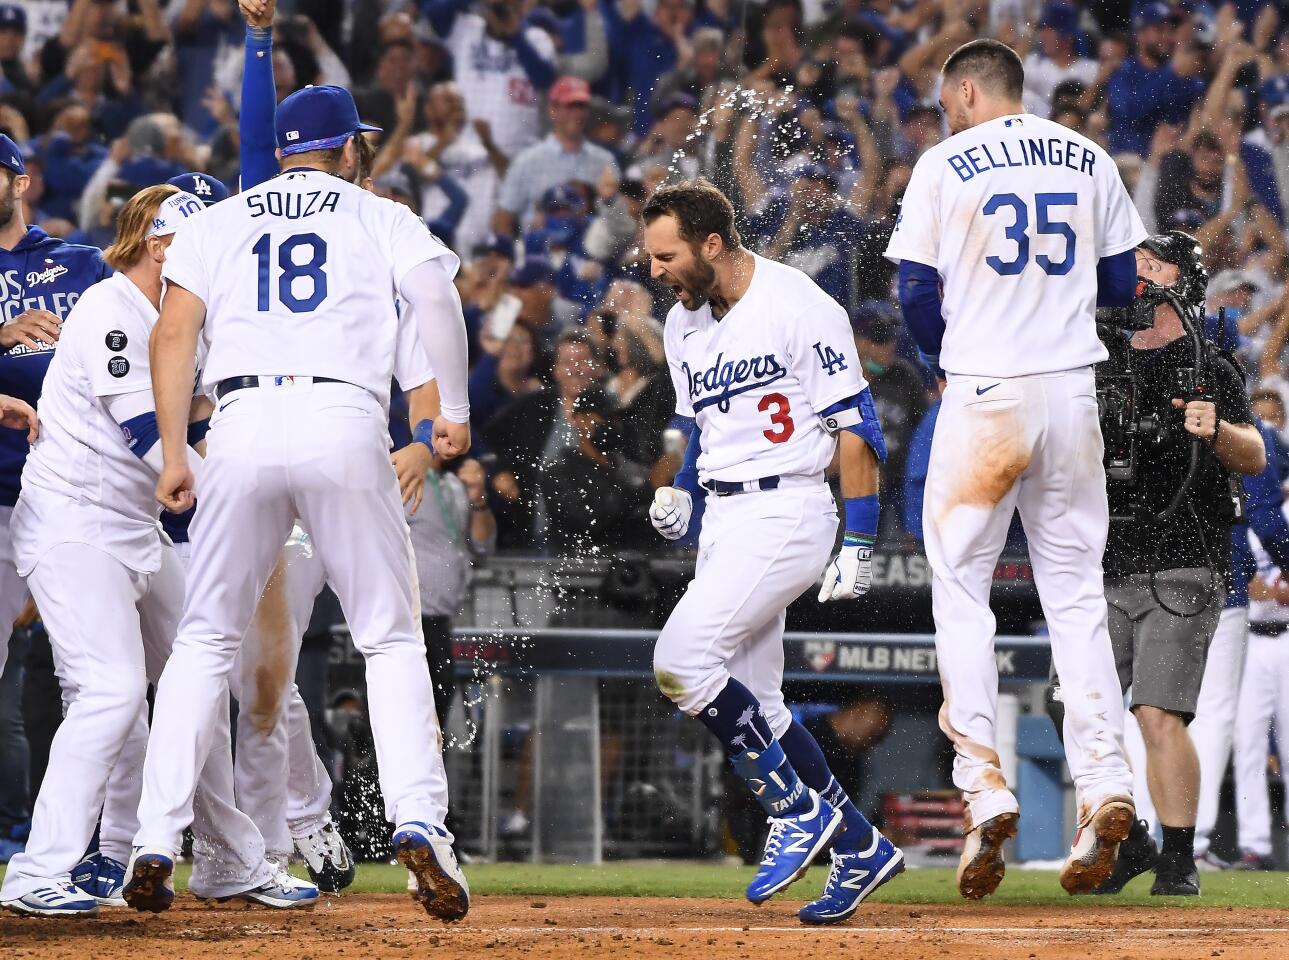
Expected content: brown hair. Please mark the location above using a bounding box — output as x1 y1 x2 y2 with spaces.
104 183 180 271
943 39 1025 101
641 177 741 250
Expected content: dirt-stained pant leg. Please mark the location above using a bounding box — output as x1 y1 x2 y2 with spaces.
1014 370 1132 825
926 370 1132 830
923 376 1027 830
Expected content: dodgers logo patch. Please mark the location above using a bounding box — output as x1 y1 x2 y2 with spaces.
813 341 848 376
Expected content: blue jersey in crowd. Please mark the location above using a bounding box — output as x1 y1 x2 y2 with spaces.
1229 421 1289 608
0 227 109 506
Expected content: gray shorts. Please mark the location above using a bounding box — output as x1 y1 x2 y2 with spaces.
1106 567 1223 723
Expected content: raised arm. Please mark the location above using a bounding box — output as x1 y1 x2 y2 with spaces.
239 0 279 189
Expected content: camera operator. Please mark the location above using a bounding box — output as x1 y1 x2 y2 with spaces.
1091 231 1266 896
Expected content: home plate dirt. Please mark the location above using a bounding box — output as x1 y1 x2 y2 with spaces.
2 895 1284 959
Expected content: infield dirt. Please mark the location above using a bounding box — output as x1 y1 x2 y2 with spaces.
2 895 1284 959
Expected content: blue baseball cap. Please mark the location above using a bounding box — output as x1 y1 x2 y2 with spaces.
509 258 556 287
1134 1 1178 26
0 4 25 32
1037 2 1079 36
275 85 382 157
0 134 24 176
167 172 230 206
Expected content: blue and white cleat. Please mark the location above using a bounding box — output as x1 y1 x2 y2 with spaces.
122 847 175 914
392 821 469 922
1 879 99 917
228 870 319 909
746 790 842 904
799 830 906 924
72 852 127 907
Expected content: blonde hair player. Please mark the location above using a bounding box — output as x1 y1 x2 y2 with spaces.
0 187 314 917
885 38 1140 898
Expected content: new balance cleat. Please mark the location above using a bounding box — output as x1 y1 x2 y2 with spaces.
72 852 127 907
799 829 905 924
746 790 842 904
2 880 99 917
957 810 1018 900
393 822 469 922
1060 798 1134 894
295 821 355 893
122 847 175 914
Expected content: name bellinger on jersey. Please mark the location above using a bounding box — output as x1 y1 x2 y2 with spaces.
885 113 1143 378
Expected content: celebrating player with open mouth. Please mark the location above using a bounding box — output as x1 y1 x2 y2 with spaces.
885 39 1142 899
643 178 901 925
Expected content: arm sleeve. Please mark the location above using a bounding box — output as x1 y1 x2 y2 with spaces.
1096 248 1138 308
160 223 209 304
883 155 939 267
239 25 279 191
672 421 702 498
393 304 436 390
1097 145 1149 258
785 298 868 416
399 260 469 423
513 25 557 90
897 260 945 361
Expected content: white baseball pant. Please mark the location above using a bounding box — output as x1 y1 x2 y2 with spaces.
653 482 837 737
924 369 1132 831
1233 629 1289 858
1191 605 1248 856
0 542 271 901
135 382 447 856
0 506 31 677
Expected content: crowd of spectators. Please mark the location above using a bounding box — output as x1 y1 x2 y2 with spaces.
2 0 1289 554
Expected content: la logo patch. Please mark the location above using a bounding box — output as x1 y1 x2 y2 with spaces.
813 341 848 376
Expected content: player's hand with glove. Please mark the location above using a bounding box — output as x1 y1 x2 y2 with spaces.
819 534 874 601
649 486 692 540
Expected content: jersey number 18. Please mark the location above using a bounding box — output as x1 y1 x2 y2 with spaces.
252 232 329 313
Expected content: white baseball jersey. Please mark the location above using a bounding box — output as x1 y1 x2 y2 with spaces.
14 273 165 576
441 14 556 158
664 253 869 483
885 113 1147 378
162 169 457 408
1249 513 1289 626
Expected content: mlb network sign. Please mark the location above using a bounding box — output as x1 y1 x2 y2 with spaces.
799 639 1017 678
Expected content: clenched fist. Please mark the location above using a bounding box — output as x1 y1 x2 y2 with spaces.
818 542 873 602
649 486 692 540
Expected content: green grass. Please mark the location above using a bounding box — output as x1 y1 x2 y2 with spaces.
14 861 1287 908
198 861 1289 908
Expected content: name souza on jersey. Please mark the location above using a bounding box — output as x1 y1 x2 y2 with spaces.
246 189 341 219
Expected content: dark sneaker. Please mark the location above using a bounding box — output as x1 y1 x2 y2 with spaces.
1151 856 1200 896
1094 818 1159 895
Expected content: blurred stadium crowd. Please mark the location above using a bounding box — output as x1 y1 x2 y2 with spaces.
3 0 1289 553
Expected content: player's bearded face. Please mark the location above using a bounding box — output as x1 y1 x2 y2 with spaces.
669 247 718 309
0 172 19 226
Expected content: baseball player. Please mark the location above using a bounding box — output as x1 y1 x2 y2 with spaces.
643 178 902 926
0 187 315 917
0 135 109 680
885 39 1139 897
125 85 471 922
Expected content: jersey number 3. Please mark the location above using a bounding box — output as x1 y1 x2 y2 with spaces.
759 393 794 444
253 233 329 313
982 192 1076 277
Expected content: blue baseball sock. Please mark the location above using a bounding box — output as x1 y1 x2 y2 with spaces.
699 680 811 818
779 720 875 851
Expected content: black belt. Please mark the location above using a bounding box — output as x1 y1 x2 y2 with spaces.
701 475 781 496
215 376 345 400
1249 621 1288 637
